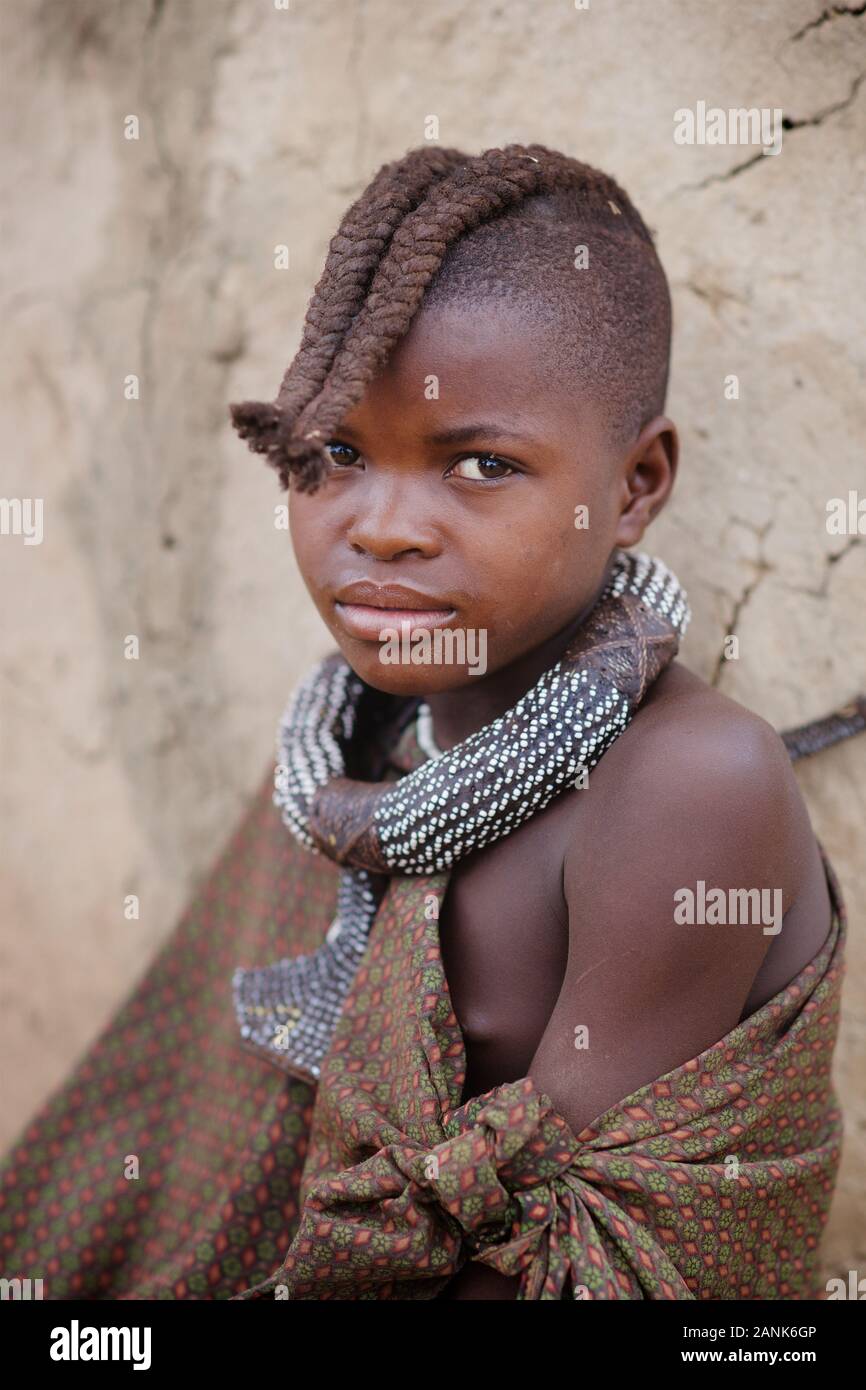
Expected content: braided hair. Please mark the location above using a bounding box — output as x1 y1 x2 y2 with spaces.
229 142 671 493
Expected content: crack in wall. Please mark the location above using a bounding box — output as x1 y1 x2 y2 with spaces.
710 531 860 682
679 278 751 317
711 521 774 688
783 535 863 600
673 70 865 195
790 3 866 44
783 68 866 129
710 565 772 687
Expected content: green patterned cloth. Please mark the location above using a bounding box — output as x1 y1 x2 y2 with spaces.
0 717 847 1300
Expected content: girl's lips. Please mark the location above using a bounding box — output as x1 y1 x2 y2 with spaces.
334 602 457 641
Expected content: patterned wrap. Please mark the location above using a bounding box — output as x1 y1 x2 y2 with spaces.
230 717 847 1301
233 549 690 1082
0 555 853 1300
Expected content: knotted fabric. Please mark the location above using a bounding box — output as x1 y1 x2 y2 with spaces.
231 796 845 1301
0 542 852 1300
232 549 689 1081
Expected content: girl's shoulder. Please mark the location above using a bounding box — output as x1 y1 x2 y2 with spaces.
562 658 819 974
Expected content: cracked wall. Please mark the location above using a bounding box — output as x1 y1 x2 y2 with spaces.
1 0 864 1280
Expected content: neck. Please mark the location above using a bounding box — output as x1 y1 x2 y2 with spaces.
424 554 616 751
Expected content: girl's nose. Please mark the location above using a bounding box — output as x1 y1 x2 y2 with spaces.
345 481 440 561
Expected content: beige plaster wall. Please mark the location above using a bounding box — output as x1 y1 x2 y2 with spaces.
0 0 863 1282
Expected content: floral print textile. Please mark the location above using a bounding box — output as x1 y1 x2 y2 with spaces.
0 718 846 1299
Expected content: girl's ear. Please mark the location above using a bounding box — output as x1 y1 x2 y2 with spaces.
614 416 679 547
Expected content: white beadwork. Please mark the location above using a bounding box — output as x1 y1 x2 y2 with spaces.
235 548 690 1079
415 702 443 761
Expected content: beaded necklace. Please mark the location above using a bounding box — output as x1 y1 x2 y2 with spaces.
233 548 690 1081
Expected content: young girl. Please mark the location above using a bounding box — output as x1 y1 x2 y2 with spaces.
1 143 862 1301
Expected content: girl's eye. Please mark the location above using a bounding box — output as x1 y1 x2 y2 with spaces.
323 443 515 480
449 453 515 482
325 441 361 466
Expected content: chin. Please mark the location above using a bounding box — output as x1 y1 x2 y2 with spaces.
337 642 488 695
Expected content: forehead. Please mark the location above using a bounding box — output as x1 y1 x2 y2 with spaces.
342 298 602 443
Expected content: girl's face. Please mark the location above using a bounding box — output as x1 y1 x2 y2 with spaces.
289 298 673 696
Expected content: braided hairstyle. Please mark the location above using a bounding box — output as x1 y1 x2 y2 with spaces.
229 142 671 493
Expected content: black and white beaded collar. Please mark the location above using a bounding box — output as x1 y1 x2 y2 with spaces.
233 547 689 1081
